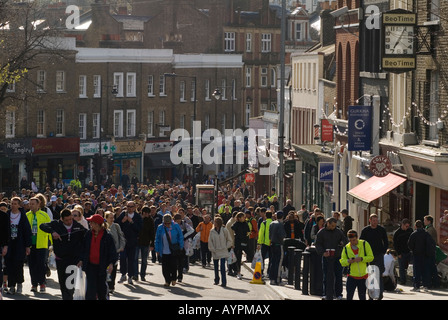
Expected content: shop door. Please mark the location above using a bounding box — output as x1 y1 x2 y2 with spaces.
415 182 429 222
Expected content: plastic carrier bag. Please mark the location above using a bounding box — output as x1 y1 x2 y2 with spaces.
366 265 381 300
73 266 86 300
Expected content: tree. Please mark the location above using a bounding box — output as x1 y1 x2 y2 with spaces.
0 0 66 107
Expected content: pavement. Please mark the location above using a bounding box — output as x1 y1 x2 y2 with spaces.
241 260 448 301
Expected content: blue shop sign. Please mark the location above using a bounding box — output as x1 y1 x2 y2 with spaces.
318 162 334 182
348 105 372 151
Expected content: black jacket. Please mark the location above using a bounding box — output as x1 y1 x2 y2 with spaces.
231 220 250 248
0 211 9 247
314 227 347 258
393 227 413 255
81 229 118 273
284 220 304 241
6 211 32 262
117 211 143 247
408 228 436 257
138 216 155 246
40 219 87 262
360 225 389 256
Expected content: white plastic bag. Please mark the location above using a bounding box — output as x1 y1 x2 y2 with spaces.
192 232 201 249
73 266 86 300
185 239 194 257
48 250 57 270
251 249 263 269
366 265 381 300
228 248 237 265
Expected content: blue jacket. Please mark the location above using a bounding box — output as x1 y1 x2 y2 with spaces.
155 222 184 257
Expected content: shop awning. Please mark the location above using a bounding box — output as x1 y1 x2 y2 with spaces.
347 173 407 209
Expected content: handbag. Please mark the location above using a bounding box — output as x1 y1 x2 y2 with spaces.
164 227 184 257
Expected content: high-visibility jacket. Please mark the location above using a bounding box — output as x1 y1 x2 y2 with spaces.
257 218 272 246
27 210 52 249
339 239 374 278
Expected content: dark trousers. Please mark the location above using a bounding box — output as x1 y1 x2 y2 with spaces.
269 244 284 282
135 246 150 278
56 259 77 300
413 255 430 288
4 258 25 288
176 253 185 281
85 264 108 300
108 263 118 290
213 258 227 286
28 247 47 286
234 247 244 274
322 257 343 299
398 252 412 284
200 241 211 266
120 244 137 277
346 276 367 300
161 254 177 284
247 238 257 261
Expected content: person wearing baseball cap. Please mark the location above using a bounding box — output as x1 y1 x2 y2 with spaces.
78 214 117 300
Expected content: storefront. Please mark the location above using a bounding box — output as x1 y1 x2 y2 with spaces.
144 140 176 184
79 140 112 186
293 144 334 216
399 145 448 248
31 137 80 190
110 139 145 188
4 138 32 192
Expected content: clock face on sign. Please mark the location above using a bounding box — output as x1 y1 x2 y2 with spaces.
384 25 414 55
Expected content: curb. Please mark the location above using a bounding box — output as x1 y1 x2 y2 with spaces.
242 262 291 300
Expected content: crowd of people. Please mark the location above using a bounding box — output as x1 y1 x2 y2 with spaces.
0 178 445 300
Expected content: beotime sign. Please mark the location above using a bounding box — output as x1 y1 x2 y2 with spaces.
348 105 372 151
369 155 392 177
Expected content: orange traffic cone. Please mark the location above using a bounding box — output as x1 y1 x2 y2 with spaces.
250 262 265 284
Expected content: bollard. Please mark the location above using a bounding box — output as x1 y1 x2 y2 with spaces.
302 251 310 295
294 249 303 290
288 246 296 285
308 246 323 296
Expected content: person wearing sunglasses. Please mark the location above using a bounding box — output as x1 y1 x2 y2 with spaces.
340 230 374 300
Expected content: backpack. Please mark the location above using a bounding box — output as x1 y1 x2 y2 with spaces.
344 240 368 273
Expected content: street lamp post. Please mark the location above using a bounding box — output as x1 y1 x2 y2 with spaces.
212 88 221 129
98 83 118 186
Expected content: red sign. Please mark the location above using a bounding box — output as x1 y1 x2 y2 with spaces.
245 173 255 184
32 137 80 154
369 155 392 177
321 119 334 142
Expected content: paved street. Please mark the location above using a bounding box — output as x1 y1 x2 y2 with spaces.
4 257 448 302
2 259 280 301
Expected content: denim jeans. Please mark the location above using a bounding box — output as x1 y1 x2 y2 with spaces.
213 258 227 286
134 245 150 278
